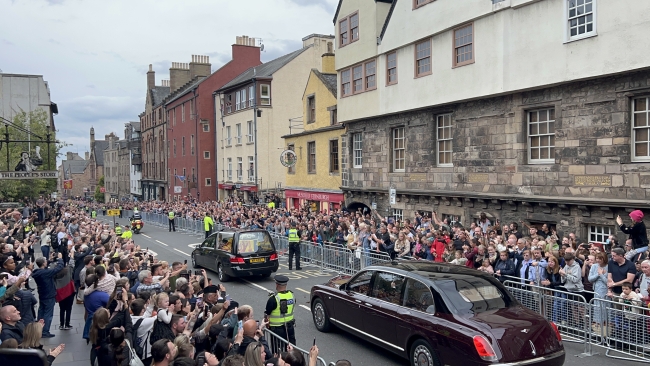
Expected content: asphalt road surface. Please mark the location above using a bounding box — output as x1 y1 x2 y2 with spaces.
105 217 646 366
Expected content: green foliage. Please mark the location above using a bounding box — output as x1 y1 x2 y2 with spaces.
0 109 63 201
94 175 105 202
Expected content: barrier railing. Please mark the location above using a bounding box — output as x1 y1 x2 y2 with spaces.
264 328 328 366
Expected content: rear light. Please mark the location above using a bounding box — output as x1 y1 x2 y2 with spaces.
473 335 498 362
269 253 278 261
549 321 563 344
229 256 245 264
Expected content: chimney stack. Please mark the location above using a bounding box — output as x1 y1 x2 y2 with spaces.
147 64 155 90
85 151 89 160
169 62 190 93
161 80 170 87
189 55 211 78
321 42 335 74
66 152 73 160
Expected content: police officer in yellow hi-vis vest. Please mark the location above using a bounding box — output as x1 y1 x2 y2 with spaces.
115 224 123 236
91 209 97 218
168 210 176 232
287 222 301 270
203 212 213 239
121 225 132 240
265 275 296 345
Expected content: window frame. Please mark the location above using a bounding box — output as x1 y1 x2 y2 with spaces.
248 85 255 107
386 52 398 86
235 91 241 111
202 123 210 132
414 39 432 78
247 120 254 143
182 136 186 156
190 134 195 156
225 126 232 146
453 23 475 68
353 133 363 168
392 127 406 172
205 178 212 187
260 84 271 106
632 96 650 162
227 158 232 181
436 114 453 167
341 58 377 97
204 151 210 159
236 123 242 144
338 11 359 48
587 224 612 244
248 156 255 182
181 103 185 123
413 0 434 9
527 108 556 164
565 0 597 43
287 144 296 174
237 157 243 182
307 141 316 174
307 96 316 124
329 139 339 174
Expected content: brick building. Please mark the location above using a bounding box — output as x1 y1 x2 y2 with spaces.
59 152 90 199
336 0 650 241
166 37 262 202
140 66 170 201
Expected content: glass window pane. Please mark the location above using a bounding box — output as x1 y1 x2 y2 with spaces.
636 143 648 157
634 113 647 127
538 110 548 121
635 128 649 142
530 136 540 148
530 124 538 135
531 148 539 160
539 123 548 134
529 112 538 123
635 98 647 112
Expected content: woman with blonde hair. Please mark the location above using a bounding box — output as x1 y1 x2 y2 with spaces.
19 321 65 365
244 341 266 366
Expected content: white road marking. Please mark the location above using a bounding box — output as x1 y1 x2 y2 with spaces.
295 287 310 294
174 248 190 256
299 305 311 312
156 240 168 246
242 278 273 293
188 243 201 248
142 234 151 238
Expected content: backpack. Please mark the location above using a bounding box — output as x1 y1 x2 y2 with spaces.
149 319 174 346
50 232 60 250
132 318 148 359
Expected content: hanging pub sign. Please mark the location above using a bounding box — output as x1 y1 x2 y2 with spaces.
1 115 59 180
280 149 297 167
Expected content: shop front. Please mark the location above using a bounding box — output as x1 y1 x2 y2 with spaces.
218 184 258 202
284 189 344 213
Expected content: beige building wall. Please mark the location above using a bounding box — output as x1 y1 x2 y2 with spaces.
217 36 333 196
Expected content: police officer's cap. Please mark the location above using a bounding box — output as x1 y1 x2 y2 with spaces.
274 275 289 285
202 285 219 295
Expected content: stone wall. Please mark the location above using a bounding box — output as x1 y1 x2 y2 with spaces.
342 69 650 239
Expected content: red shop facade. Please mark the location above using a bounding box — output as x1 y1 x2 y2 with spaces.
284 189 344 213
218 183 258 201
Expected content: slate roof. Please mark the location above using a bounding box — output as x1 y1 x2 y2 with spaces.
313 70 337 96
93 140 109 166
151 86 170 107
218 47 310 91
164 77 205 106
128 121 141 132
62 159 88 175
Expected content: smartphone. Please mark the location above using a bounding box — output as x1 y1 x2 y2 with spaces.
0 274 8 280
220 290 226 298
196 297 203 309
184 259 187 264
238 320 243 329
194 270 202 276
204 305 209 317
313 338 316 346
149 255 154 261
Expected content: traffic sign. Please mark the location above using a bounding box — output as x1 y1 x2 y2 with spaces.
107 209 120 216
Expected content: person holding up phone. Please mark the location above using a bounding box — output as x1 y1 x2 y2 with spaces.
617 210 649 260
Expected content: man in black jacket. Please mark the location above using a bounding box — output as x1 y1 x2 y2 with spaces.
72 244 93 290
32 253 64 338
236 319 271 361
0 305 31 343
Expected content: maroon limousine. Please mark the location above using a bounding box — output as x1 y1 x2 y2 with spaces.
310 261 565 366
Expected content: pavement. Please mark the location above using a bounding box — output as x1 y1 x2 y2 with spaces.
32 215 648 366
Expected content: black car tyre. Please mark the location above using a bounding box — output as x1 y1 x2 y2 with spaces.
410 339 440 366
218 263 230 282
191 254 200 269
311 298 332 332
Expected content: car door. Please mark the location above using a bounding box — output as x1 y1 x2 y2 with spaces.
214 232 234 272
200 235 217 270
362 271 406 351
331 270 373 334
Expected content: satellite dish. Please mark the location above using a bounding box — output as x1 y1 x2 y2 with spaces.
260 44 265 52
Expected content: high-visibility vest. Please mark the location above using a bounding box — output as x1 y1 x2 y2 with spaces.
267 202 275 209
115 226 123 235
288 228 299 243
121 230 132 239
204 216 214 231
91 211 97 218
168 211 175 219
268 291 295 327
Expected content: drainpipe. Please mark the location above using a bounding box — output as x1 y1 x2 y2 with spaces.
212 91 220 200
193 88 199 201
253 78 259 196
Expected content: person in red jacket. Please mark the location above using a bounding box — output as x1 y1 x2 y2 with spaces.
431 232 447 263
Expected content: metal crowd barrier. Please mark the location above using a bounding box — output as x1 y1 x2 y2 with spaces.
263 328 328 366
502 280 650 362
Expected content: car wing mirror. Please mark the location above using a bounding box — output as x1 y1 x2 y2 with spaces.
425 305 436 314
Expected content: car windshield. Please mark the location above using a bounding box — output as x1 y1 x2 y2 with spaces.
237 232 274 254
435 276 512 314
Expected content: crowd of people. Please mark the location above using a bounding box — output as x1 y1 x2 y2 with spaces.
0 198 333 366
0 193 648 364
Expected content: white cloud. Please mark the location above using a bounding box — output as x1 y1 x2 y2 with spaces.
0 0 339 161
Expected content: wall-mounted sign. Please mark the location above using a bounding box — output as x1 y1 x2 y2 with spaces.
0 170 58 179
63 180 73 189
389 188 396 205
280 149 297 167
174 186 182 193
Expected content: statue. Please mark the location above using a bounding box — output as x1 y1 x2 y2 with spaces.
15 146 44 172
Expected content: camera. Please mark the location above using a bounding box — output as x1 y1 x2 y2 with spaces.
194 270 202 276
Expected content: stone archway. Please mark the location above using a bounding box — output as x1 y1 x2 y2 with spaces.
346 201 371 214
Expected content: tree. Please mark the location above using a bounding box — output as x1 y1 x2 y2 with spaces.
0 109 64 201
94 175 105 202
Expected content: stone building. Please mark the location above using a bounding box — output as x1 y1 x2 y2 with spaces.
140 66 170 201
0 72 58 130
126 122 142 200
59 152 90 199
87 127 108 196
102 133 121 202
335 0 650 241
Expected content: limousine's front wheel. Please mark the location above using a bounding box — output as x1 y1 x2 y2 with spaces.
311 298 331 332
191 255 199 269
410 339 440 366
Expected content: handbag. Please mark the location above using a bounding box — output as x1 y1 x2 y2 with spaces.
126 339 144 366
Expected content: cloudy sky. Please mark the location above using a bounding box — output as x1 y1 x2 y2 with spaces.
0 0 338 160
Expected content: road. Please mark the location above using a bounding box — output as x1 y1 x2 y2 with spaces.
104 216 646 366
